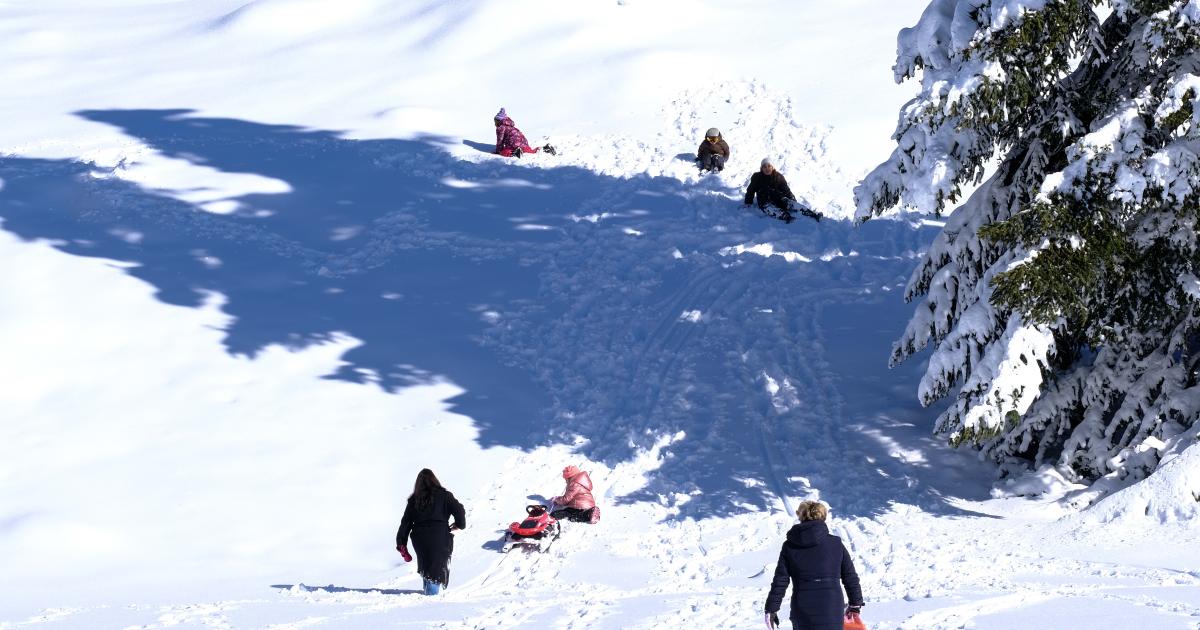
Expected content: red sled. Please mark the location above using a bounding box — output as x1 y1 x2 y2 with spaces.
501 505 561 553
844 617 868 630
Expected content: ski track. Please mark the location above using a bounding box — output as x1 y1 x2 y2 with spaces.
5 84 1200 629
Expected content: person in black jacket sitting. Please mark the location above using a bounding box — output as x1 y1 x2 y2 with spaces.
764 501 865 630
744 158 823 223
396 468 466 595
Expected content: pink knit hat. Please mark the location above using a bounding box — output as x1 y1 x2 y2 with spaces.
494 107 509 121
562 465 580 479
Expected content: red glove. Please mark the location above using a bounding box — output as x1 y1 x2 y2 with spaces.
397 544 412 563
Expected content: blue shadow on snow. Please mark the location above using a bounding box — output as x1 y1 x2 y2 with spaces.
0 110 994 520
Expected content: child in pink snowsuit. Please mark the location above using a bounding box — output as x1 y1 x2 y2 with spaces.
550 465 600 524
494 108 539 158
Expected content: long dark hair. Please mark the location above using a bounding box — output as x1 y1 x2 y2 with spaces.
411 468 443 508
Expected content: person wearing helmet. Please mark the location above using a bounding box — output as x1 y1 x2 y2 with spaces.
744 158 823 223
696 127 730 173
549 465 600 524
493 108 557 158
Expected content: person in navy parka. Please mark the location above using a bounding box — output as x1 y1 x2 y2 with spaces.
764 501 865 630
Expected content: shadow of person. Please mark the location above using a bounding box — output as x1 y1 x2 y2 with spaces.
462 139 495 154
270 583 422 596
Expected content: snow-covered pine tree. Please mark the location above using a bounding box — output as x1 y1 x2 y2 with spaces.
855 0 1200 493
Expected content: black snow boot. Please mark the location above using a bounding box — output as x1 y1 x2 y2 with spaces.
799 206 823 222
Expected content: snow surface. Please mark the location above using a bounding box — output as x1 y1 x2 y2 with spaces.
2 1 1199 629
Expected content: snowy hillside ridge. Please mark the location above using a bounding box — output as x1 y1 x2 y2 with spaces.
0 0 921 175
6 0 1200 628
854 0 1200 495
1071 438 1200 524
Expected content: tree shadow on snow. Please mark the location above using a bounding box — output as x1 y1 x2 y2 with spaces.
1 110 563 443
0 110 993 521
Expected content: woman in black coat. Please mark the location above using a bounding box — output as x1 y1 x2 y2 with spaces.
396 469 466 595
764 501 864 630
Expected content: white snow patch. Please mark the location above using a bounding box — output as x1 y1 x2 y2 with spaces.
993 466 1086 500
191 250 222 269
1181 273 1200 301
330 226 362 242
108 228 143 244
442 177 480 189
719 242 811 263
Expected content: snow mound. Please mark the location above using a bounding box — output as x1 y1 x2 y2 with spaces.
501 81 856 220
990 465 1085 501
665 80 847 206
1074 442 1200 524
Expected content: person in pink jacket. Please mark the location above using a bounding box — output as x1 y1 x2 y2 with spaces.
550 465 600 524
493 108 556 158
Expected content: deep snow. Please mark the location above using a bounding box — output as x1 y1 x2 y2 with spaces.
2 1 1199 629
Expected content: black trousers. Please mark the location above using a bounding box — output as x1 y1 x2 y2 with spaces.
700 154 727 171
551 507 595 523
757 192 793 212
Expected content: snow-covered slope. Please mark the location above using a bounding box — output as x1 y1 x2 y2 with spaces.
0 0 920 183
2 2 1199 629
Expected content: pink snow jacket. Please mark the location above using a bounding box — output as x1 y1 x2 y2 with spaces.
556 471 596 510
495 118 533 156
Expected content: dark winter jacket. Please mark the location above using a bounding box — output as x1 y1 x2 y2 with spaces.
697 136 730 160
396 487 466 586
765 520 864 630
744 170 796 208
